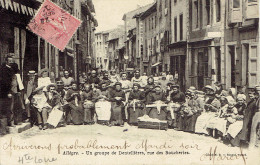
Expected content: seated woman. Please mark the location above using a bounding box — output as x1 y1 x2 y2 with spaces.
144 77 155 104
31 86 52 130
146 85 168 121
128 83 145 125
66 82 84 125
195 85 221 135
110 82 126 126
207 96 230 139
94 82 111 125
81 83 95 125
183 90 200 133
226 94 247 147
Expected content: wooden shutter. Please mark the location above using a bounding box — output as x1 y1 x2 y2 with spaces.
248 42 258 88
235 46 241 86
246 0 259 19
229 0 242 23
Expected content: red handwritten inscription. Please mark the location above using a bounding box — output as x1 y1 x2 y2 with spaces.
28 0 81 51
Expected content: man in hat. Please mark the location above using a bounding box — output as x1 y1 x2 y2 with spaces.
0 54 15 126
249 85 260 148
24 70 38 123
239 88 257 146
170 84 186 129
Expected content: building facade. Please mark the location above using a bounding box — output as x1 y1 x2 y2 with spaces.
95 31 109 71
0 0 98 84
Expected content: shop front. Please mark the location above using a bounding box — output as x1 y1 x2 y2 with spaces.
0 0 41 82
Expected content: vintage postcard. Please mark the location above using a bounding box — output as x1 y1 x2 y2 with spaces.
0 0 259 165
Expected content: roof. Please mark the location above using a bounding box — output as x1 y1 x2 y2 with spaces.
107 26 125 41
140 2 157 20
122 3 154 20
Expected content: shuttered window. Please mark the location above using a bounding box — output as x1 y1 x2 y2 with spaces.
229 0 242 23
248 43 259 88
246 0 259 19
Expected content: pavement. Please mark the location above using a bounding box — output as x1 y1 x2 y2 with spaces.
0 124 259 165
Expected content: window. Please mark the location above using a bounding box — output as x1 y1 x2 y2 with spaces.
152 17 154 29
233 0 240 8
165 0 168 8
246 0 259 19
206 0 211 25
216 0 221 22
193 0 199 28
155 15 157 28
229 0 242 23
149 18 151 30
179 14 183 41
174 17 177 42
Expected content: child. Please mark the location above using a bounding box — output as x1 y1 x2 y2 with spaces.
31 86 51 130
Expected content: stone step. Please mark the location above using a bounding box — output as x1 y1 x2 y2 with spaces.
8 122 32 134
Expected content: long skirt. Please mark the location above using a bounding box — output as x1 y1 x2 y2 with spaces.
95 101 111 124
249 112 260 148
226 121 243 138
128 106 145 125
11 94 24 124
83 101 95 124
175 112 184 131
147 107 167 121
69 104 84 125
211 118 227 135
195 112 215 135
183 114 199 132
111 102 124 125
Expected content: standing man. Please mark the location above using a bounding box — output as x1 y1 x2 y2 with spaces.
0 54 15 126
61 70 75 87
170 84 186 130
24 70 38 123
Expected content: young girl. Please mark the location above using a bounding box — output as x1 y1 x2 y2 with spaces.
32 86 52 130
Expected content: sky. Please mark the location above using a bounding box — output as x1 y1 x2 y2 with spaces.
92 0 155 32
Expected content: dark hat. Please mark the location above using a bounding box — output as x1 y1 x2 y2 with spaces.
47 83 57 91
154 84 161 89
114 82 122 86
172 84 180 88
56 81 64 86
133 83 141 88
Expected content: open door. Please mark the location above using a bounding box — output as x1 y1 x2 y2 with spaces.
248 42 259 88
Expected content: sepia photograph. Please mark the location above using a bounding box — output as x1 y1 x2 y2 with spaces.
0 0 259 164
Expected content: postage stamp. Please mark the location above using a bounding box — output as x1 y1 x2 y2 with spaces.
27 0 81 51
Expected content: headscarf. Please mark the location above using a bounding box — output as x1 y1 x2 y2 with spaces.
237 94 246 101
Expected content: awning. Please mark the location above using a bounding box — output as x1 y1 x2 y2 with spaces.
0 0 40 17
152 62 161 67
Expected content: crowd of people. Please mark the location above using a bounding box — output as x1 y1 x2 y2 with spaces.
0 55 259 149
